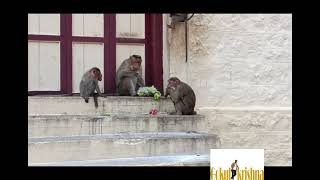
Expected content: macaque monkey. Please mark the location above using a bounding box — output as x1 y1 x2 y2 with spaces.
116 55 145 96
80 67 105 108
165 77 196 115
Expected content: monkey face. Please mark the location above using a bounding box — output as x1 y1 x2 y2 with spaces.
131 58 142 71
92 68 102 81
97 73 102 81
167 79 179 89
96 71 102 81
132 62 140 71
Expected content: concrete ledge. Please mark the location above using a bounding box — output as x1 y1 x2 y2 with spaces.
29 154 209 166
28 114 205 137
28 96 175 115
28 132 220 163
29 132 218 142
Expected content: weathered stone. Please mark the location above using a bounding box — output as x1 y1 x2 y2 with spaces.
193 84 291 107
198 108 292 133
29 154 210 166
231 62 292 85
188 14 292 33
265 149 292 166
28 114 205 137
28 96 175 115
170 14 292 93
194 107 292 166
217 131 292 150
169 14 292 108
191 63 232 83
262 47 292 62
28 132 220 163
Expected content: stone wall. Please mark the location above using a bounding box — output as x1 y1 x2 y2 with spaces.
166 14 292 166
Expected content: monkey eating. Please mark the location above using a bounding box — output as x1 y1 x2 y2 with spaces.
79 67 105 108
116 55 145 96
165 77 196 115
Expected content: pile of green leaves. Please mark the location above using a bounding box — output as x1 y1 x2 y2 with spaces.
137 86 161 101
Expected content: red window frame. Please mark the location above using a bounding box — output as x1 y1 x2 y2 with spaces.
28 13 163 95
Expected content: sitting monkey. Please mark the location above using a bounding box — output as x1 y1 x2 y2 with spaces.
79 67 105 108
165 77 196 115
116 55 145 96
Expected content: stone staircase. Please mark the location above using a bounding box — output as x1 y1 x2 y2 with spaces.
28 96 220 166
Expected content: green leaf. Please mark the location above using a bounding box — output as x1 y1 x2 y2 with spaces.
137 86 161 101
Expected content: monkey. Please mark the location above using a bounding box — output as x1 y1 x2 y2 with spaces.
116 55 145 96
165 77 196 115
79 67 105 108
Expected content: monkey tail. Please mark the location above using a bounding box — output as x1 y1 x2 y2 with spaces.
93 95 98 108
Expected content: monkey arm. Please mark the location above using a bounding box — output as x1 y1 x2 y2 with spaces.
177 97 186 106
95 84 105 97
171 93 184 105
120 71 138 78
136 74 145 86
165 90 169 97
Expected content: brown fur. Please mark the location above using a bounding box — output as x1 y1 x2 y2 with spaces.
165 77 196 115
79 67 104 108
116 55 145 96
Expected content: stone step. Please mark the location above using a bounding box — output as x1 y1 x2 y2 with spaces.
28 96 175 115
29 154 209 166
28 132 219 163
28 114 205 137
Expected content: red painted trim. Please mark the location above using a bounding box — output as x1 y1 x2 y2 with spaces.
72 36 104 43
145 15 151 88
145 14 164 94
28 35 61 41
116 38 145 44
28 91 65 96
104 14 117 94
60 14 73 95
60 15 67 94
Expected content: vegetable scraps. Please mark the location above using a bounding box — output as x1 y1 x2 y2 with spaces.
137 86 161 101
